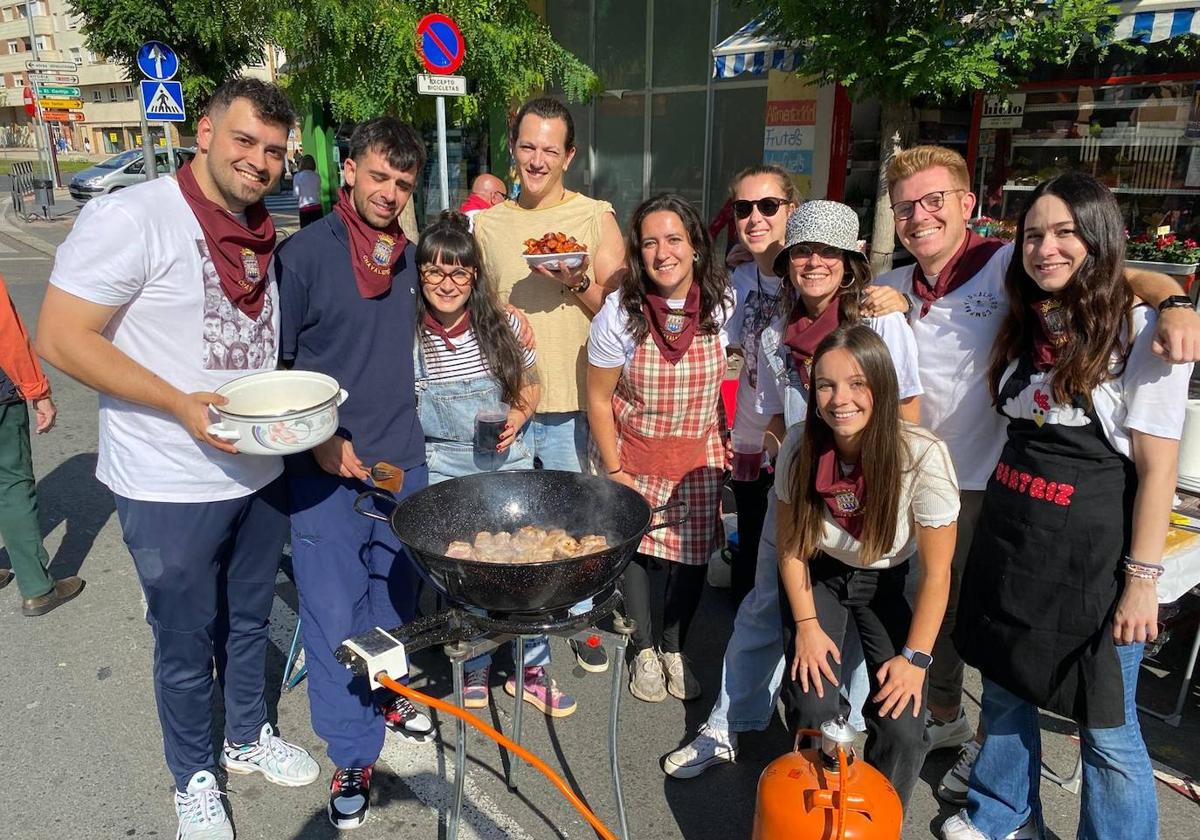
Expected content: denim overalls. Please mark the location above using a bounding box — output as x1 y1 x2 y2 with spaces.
414 334 547 669
415 339 534 485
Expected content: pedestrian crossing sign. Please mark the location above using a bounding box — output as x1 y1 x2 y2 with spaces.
141 79 186 122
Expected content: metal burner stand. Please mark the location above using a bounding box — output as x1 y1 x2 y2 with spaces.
352 587 633 840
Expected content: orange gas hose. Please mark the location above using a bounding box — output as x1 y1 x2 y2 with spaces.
376 672 618 840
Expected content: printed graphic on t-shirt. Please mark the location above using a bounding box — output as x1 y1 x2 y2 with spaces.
740 289 778 387
962 290 1001 319
198 241 276 371
1002 376 1090 427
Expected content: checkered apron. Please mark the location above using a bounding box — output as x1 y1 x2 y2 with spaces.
612 333 726 565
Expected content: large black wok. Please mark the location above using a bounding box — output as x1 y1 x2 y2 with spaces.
354 470 687 615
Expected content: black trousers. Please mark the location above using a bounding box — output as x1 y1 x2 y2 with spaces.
621 552 707 654
779 553 929 807
729 468 773 603
298 205 324 228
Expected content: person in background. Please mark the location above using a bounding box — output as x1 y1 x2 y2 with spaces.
276 117 436 831
473 96 626 701
35 78 318 840
458 173 507 228
293 154 323 228
587 193 730 703
943 172 1187 840
0 273 82 614
778 324 956 809
413 210 553 711
866 145 1200 806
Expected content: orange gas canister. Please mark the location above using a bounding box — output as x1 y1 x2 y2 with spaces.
752 717 903 840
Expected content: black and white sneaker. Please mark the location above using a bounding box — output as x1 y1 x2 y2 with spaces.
570 636 610 673
380 692 436 743
328 765 372 830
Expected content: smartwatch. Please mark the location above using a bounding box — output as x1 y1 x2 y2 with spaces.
1157 295 1193 314
902 646 933 669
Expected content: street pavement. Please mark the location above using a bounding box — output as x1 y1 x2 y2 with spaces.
0 199 1197 839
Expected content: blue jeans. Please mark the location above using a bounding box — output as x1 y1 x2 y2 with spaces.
967 643 1157 840
707 491 869 734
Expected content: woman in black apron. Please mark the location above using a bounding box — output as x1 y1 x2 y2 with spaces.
945 173 1188 840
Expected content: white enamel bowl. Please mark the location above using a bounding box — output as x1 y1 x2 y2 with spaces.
207 370 348 456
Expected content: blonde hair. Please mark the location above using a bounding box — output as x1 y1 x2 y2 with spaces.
886 145 970 196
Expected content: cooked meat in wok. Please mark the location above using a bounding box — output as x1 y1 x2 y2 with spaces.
444 528 609 563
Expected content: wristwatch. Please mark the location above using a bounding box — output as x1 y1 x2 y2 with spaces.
902 646 933 669
1158 295 1193 314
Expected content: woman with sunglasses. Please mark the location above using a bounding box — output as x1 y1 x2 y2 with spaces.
587 194 731 703
414 212 571 715
943 173 1188 840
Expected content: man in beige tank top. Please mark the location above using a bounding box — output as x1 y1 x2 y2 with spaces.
473 97 626 691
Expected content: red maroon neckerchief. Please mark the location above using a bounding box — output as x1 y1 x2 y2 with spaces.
332 188 408 299
423 311 471 351
176 161 274 320
459 193 492 214
643 281 701 364
1031 297 1070 372
911 231 1005 318
782 300 841 389
814 439 866 539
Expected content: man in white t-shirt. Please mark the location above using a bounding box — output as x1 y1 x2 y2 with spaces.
293 153 323 228
868 144 1200 805
36 79 318 840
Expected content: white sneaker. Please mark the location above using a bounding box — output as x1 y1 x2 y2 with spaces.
629 647 667 702
220 722 320 787
926 709 974 751
941 810 1037 840
658 650 701 700
662 723 737 779
937 738 982 805
175 770 233 840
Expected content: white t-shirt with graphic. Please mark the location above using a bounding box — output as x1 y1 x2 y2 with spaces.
48 176 281 502
726 262 782 454
998 306 1191 457
875 244 1013 490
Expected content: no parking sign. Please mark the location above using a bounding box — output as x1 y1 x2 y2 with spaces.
416 13 465 75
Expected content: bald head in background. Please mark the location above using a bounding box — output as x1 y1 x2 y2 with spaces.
459 173 509 226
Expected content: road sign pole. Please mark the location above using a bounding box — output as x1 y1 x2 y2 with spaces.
25 7 55 186
164 121 176 175
139 102 157 181
435 94 449 211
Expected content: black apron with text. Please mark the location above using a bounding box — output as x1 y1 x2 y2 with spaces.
954 354 1136 728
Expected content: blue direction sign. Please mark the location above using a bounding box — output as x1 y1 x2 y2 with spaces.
137 41 179 81
141 79 186 121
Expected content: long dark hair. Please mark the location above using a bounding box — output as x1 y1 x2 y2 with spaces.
987 172 1133 406
414 211 531 409
776 249 872 326
780 325 912 565
621 193 730 343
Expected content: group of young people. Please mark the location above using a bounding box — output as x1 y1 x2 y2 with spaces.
23 69 1197 840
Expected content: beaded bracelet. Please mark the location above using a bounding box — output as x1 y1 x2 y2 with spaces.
1123 559 1164 580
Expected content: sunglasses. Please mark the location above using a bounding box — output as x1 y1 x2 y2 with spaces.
788 243 843 261
733 197 790 219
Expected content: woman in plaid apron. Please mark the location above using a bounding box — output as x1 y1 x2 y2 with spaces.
587 194 731 703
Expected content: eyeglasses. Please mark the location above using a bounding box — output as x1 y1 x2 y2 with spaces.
733 197 790 219
890 189 965 221
419 266 475 286
789 243 843 261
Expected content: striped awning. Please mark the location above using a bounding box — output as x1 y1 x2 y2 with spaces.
712 17 801 79
1112 4 1200 42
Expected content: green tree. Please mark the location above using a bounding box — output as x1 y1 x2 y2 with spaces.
755 0 1120 271
272 0 598 123
68 0 275 115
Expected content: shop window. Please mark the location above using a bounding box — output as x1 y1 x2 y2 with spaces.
594 93 646 220
595 0 646 90
650 91 706 207
652 0 709 87
705 85 769 228
547 0 591 66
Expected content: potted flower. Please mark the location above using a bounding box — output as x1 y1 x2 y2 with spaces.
1125 232 1200 290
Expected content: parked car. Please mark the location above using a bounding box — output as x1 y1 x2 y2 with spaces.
69 147 196 203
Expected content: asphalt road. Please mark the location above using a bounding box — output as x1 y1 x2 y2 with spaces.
0 204 1197 839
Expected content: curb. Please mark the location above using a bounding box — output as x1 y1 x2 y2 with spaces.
0 195 65 258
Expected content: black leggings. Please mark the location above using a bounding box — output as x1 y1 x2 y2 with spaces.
729 468 773 603
621 553 707 654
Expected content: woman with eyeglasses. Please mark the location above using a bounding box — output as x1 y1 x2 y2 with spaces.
415 212 561 711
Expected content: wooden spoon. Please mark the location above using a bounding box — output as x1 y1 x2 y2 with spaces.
370 461 405 493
